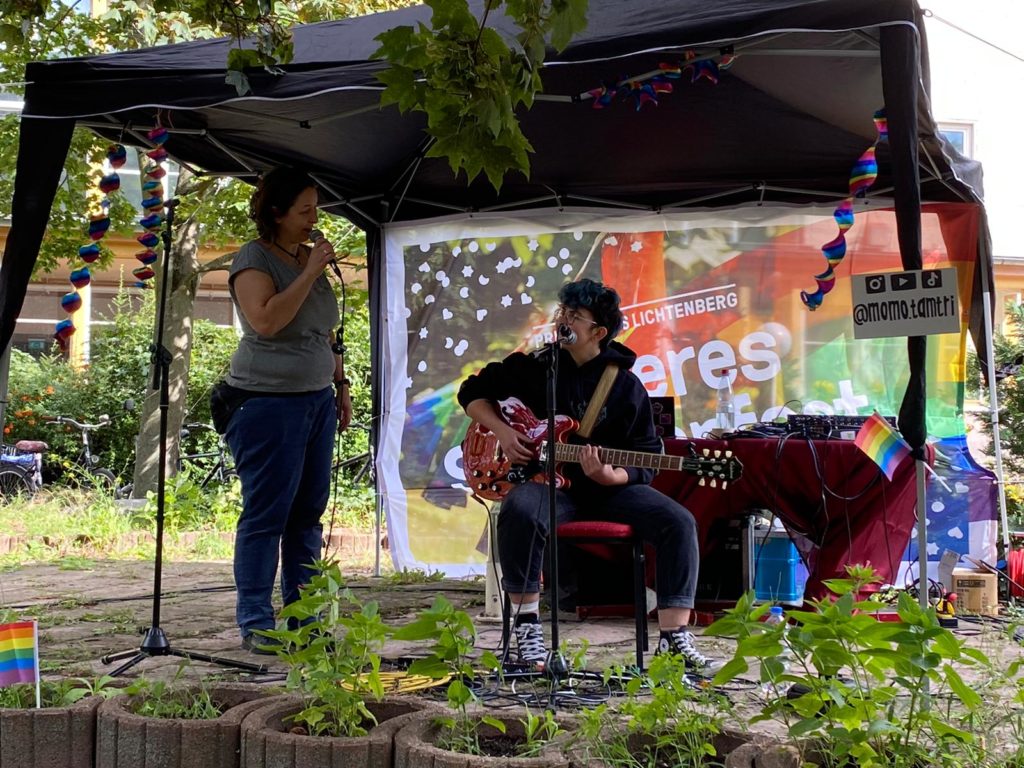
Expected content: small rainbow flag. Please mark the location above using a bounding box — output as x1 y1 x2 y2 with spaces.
854 412 911 481
0 620 40 691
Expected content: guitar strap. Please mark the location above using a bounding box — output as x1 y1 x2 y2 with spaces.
577 364 619 439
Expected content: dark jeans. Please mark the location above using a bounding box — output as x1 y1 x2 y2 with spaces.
225 387 335 638
496 481 700 609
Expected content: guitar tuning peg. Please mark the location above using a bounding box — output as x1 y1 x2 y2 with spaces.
722 481 728 489
702 448 710 457
725 450 733 457
710 478 718 488
713 449 722 458
698 478 706 486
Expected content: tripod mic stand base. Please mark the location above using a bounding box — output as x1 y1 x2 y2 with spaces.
543 651 569 681
101 626 268 677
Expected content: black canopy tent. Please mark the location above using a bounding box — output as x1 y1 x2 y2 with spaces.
0 0 994 461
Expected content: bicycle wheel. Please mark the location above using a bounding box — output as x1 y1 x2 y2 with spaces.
0 466 35 500
91 468 118 495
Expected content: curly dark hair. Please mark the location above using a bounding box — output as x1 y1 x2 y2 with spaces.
248 167 317 240
558 278 623 348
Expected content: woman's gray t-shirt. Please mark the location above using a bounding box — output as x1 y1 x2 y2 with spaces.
225 241 340 393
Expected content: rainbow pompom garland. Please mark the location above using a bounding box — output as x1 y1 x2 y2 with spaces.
801 109 888 311
56 124 171 349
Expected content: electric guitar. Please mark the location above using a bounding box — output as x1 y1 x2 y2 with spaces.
462 397 743 501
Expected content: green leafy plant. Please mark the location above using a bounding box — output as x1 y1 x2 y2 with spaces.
706 565 988 768
386 567 446 585
968 302 1024 481
0 675 119 709
260 561 390 737
518 707 564 758
393 594 507 755
123 670 222 720
374 0 589 190
574 652 727 768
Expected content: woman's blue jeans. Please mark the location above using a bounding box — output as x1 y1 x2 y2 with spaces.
225 387 335 638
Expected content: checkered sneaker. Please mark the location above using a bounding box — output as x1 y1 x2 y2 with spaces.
657 629 716 671
513 621 548 665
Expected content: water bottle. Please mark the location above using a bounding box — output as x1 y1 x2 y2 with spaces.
765 605 792 659
715 369 735 431
765 605 785 627
762 605 791 697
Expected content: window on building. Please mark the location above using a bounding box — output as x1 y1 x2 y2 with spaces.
938 122 975 158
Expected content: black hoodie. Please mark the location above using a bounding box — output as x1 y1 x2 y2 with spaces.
457 340 661 499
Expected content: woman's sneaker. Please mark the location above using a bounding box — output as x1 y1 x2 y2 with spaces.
657 629 721 672
513 620 548 665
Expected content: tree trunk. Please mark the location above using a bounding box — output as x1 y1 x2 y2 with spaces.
131 170 203 498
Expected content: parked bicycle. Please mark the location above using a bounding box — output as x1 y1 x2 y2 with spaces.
332 422 375 488
44 414 130 498
0 442 42 499
178 422 237 490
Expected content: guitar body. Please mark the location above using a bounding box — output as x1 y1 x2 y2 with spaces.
462 397 743 501
462 397 578 501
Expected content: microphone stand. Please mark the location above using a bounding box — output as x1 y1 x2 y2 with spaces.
544 333 569 682
101 199 265 677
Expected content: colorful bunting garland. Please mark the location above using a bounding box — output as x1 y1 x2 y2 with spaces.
585 51 735 111
132 126 170 288
800 109 888 310
55 124 171 348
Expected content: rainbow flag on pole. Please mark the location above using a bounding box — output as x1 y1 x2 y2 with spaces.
0 620 40 691
854 412 912 481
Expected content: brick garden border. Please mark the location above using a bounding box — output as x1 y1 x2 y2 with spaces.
0 693 101 768
241 695 435 768
95 682 287 768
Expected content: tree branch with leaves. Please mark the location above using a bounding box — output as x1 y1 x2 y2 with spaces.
374 0 587 190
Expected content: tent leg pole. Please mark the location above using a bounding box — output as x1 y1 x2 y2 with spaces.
981 288 1010 552
374 486 382 577
916 459 929 611
0 341 11 435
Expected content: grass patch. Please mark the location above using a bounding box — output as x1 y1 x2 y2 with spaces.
0 478 381 569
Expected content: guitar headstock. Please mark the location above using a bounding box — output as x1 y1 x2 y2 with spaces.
683 447 743 489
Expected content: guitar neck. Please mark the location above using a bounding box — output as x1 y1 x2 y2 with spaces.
554 443 683 472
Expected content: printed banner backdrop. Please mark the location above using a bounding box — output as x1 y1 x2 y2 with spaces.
380 203 997 578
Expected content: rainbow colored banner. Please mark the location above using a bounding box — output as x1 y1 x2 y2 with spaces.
855 412 912 480
380 203 996 577
0 620 39 689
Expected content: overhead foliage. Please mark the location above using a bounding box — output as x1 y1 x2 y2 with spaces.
2 0 589 194
374 0 588 190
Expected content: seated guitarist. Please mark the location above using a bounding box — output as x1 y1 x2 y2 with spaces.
458 278 717 671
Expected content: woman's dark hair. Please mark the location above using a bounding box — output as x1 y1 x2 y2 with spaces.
248 167 317 240
558 278 623 348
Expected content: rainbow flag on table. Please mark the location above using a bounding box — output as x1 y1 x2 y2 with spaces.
854 412 912 481
0 620 39 689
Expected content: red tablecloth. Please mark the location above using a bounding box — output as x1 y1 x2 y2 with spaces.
651 437 920 600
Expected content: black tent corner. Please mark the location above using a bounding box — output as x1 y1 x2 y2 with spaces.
0 118 75 352
0 0 995 453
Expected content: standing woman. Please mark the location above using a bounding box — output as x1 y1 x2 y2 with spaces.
222 167 352 653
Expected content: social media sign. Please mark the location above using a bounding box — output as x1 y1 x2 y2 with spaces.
851 268 960 339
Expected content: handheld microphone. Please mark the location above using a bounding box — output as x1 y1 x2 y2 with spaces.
310 228 345 281
310 228 348 355
557 324 577 345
